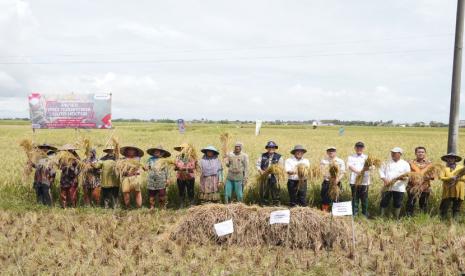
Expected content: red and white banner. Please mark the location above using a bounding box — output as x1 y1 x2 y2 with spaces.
28 93 112 129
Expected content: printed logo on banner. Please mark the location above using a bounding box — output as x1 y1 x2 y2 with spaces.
214 219 234 237
332 201 353 216
269 210 290 224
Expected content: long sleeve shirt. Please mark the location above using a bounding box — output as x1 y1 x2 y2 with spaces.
225 152 249 181
175 157 196 180
347 153 370 185
285 156 310 181
379 159 411 192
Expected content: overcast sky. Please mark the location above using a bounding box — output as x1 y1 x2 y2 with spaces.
0 0 461 122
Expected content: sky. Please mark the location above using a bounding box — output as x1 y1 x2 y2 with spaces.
0 0 461 122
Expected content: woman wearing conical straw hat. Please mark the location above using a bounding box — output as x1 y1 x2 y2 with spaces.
58 144 81 208
82 149 101 207
438 153 464 219
93 145 120 209
199 146 223 203
29 144 57 206
174 143 197 208
146 146 171 209
120 146 144 208
285 145 310 207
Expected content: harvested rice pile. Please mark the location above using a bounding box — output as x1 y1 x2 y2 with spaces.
170 203 351 251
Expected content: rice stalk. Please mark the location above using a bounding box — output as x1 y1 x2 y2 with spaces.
78 137 92 159
111 137 120 160
328 162 340 201
355 156 382 186
219 132 230 157
114 159 142 179
154 159 176 171
308 163 323 182
53 151 81 169
296 163 309 190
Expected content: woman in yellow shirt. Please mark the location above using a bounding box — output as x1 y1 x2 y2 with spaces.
439 153 464 219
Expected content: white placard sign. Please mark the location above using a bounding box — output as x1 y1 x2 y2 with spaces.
255 120 262 136
269 210 290 224
332 201 353 216
214 219 234 237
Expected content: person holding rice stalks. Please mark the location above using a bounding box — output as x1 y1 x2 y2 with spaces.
320 146 346 212
223 142 249 204
256 141 284 206
28 144 57 206
405 146 433 216
347 142 374 217
285 145 310 207
146 146 171 209
199 146 223 203
81 149 101 207
118 146 144 208
174 143 198 208
438 153 464 219
379 147 411 219
57 144 81 208
94 146 120 209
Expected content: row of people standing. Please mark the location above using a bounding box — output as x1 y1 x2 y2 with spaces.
29 141 465 219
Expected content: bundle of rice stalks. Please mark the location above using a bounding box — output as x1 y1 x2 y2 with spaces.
111 137 120 160
53 150 80 169
219 132 230 157
154 159 176 171
170 203 351 251
354 156 382 186
257 164 286 186
78 137 92 159
296 163 309 189
423 163 445 180
308 163 323 182
328 162 341 201
19 139 47 178
114 158 142 178
179 143 198 161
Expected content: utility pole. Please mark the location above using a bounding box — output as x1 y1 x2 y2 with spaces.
448 0 465 154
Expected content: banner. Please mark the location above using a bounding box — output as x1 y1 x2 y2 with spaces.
255 120 262 136
177 119 186 134
28 93 112 129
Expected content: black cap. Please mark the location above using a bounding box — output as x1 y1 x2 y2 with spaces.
355 141 365 148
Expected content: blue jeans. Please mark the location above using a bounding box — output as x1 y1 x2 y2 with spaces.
225 179 243 203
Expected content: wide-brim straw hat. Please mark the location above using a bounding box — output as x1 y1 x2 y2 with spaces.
441 153 462 162
147 145 171 158
174 143 189 152
120 146 144 158
291 145 307 154
59 144 79 151
37 143 57 152
201 145 219 155
103 146 114 154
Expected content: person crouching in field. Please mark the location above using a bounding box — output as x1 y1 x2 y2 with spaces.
256 141 284 206
120 146 144 209
58 144 81 208
379 147 410 219
30 144 57 206
224 142 248 204
174 143 197 208
406 146 432 216
199 146 223 203
320 146 346 212
146 146 171 209
347 142 371 217
439 153 464 219
82 149 101 207
94 146 120 209
285 145 310 207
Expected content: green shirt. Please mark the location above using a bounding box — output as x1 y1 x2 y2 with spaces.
95 159 120 188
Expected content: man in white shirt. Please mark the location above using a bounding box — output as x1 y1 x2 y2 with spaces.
320 146 346 212
347 141 370 217
379 147 411 219
285 145 310 207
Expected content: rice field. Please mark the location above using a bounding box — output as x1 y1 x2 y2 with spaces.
1 121 465 274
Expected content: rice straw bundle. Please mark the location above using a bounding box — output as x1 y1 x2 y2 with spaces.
53 150 80 169
219 132 230 157
154 159 176 171
78 137 92 159
179 143 200 172
328 162 341 201
354 156 381 186
296 163 309 189
170 203 351 251
422 163 445 180
111 137 121 160
114 159 142 179
308 163 323 182
19 139 47 178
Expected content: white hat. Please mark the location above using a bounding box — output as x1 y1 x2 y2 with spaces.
390 147 403 154
326 146 337 151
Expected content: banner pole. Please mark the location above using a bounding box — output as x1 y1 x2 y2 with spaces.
350 214 356 260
